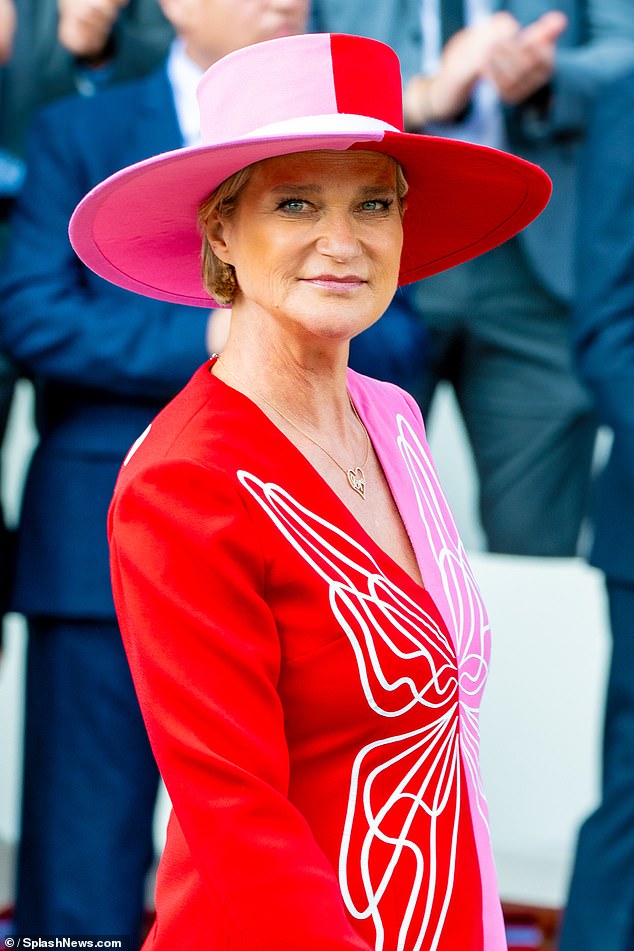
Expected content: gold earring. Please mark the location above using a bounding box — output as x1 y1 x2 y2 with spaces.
216 259 237 303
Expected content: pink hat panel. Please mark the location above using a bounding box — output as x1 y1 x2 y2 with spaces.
197 33 339 144
330 34 403 132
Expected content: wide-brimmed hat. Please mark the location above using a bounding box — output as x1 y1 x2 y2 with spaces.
69 32 551 308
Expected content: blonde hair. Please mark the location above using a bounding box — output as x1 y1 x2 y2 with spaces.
198 165 253 306
198 155 408 306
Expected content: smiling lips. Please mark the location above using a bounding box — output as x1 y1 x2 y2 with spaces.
303 275 367 291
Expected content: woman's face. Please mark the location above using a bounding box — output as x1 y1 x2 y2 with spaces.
210 150 404 349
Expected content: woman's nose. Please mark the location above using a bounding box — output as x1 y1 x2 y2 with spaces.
316 212 361 261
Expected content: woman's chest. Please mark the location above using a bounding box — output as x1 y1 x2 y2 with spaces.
238 469 461 738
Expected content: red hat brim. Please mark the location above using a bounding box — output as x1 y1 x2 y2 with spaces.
69 128 551 307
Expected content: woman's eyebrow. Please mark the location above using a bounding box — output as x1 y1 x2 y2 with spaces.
269 182 397 196
357 183 398 196
269 183 321 195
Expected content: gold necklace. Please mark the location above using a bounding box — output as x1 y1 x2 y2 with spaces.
215 357 371 500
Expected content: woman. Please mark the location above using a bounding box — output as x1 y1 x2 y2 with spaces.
70 32 550 951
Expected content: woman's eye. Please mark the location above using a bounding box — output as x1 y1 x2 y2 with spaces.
278 199 310 213
359 198 393 213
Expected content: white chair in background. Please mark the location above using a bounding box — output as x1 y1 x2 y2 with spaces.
472 552 609 910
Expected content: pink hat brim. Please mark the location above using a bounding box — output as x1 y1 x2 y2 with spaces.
69 128 551 307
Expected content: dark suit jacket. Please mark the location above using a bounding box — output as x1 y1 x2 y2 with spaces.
0 66 209 618
0 12 173 623
572 71 634 583
309 0 634 301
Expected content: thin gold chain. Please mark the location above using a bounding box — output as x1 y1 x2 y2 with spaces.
214 357 371 495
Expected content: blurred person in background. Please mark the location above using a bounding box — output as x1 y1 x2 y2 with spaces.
0 0 173 168
0 0 16 642
309 0 634 557
0 0 173 647
0 0 308 944
557 70 634 951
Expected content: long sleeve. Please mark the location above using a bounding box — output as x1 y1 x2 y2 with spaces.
109 457 372 951
572 74 634 480
0 93 208 400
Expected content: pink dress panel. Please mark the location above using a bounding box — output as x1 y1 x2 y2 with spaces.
348 370 506 951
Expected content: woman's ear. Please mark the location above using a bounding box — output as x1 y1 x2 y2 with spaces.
205 214 233 265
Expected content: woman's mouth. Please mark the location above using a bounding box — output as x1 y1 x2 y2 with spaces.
303 275 367 292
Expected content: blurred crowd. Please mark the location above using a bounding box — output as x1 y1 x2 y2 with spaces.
0 0 633 949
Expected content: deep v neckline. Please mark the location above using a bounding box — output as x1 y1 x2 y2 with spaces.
207 360 427 599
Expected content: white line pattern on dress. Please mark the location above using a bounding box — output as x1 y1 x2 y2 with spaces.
395 414 490 833
237 413 489 950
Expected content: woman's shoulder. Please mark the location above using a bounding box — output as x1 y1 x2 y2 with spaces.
112 362 254 497
108 366 263 555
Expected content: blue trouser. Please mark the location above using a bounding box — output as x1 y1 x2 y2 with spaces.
15 618 160 947
558 580 634 951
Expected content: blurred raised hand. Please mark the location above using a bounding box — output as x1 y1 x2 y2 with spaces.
0 0 15 65
403 9 567 128
484 10 568 104
404 12 519 126
57 0 129 60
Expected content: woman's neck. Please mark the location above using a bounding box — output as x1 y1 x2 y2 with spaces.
216 319 353 433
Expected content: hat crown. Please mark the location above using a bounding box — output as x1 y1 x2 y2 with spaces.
197 33 404 145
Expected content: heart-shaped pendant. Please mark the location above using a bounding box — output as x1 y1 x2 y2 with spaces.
347 466 366 499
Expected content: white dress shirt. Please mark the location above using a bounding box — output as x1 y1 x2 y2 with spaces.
166 38 204 147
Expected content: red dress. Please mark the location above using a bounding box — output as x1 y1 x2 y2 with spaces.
109 361 506 951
